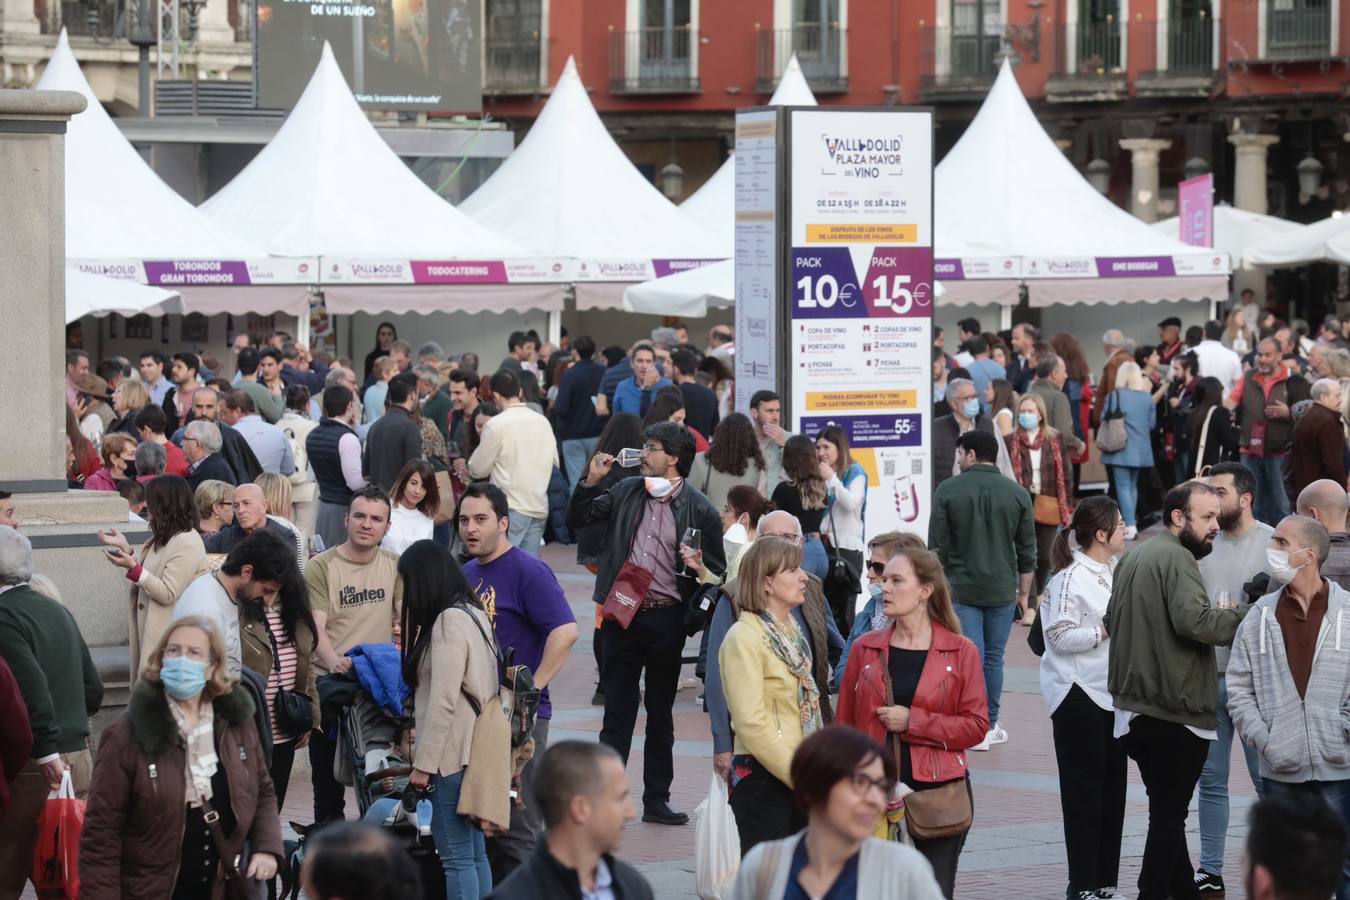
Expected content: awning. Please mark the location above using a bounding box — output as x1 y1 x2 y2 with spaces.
322 284 565 316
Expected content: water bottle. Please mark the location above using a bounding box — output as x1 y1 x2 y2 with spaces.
615 447 643 468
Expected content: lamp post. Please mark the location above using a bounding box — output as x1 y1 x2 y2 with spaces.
660 160 684 201
182 0 207 39
130 0 155 116
1086 158 1111 194
1297 155 1323 197
1183 157 1210 181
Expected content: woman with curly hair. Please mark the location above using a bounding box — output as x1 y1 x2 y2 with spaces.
773 435 831 581
689 413 767 509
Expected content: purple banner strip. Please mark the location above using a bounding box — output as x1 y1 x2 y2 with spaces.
143 260 251 286
800 413 923 448
411 260 509 284
1096 257 1177 277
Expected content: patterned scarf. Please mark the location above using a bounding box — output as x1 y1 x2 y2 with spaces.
1009 429 1071 526
168 694 218 806
756 611 823 737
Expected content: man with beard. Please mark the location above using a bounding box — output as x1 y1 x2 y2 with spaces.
1193 463 1271 894
1106 481 1252 900
172 529 297 675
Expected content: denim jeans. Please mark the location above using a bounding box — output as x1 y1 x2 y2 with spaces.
430 769 492 900
1111 465 1140 527
507 512 546 558
1263 779 1350 900
801 534 829 582
561 437 599 491
1198 674 1264 875
1241 452 1291 526
953 601 1016 726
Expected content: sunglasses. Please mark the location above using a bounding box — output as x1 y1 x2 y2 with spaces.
868 561 886 576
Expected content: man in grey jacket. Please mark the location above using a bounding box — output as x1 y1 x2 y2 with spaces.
1227 514 1350 900
1028 354 1084 454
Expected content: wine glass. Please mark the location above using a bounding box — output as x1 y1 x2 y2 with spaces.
1213 589 1234 610
681 528 702 575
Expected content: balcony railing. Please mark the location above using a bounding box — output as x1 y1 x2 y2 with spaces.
1265 4 1331 60
609 26 699 94
485 39 544 93
1132 15 1217 76
44 0 143 38
1050 19 1125 76
920 24 1002 91
756 24 848 94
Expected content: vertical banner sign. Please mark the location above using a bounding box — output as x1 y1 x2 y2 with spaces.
1178 174 1214 248
734 110 782 412
786 108 935 538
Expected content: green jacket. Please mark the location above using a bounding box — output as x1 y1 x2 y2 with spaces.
1105 530 1250 730
238 379 285 424
0 584 104 757
929 464 1036 607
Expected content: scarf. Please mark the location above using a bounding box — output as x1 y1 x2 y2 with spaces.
1009 429 1071 526
757 611 823 737
168 694 218 806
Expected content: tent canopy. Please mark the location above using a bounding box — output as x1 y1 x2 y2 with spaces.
460 56 723 261
201 43 522 260
680 55 819 253
1244 212 1350 268
66 270 180 323
935 60 1227 307
37 30 266 261
1150 205 1302 271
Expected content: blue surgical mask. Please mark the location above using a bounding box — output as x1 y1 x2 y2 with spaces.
960 399 981 419
1018 413 1040 431
160 656 208 700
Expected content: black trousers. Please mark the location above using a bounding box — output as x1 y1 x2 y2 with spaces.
1033 522 1058 601
910 777 974 900
599 604 685 807
308 727 347 824
270 738 299 811
1052 686 1127 893
729 759 805 857
1121 714 1211 900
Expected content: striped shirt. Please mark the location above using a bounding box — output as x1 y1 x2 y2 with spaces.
264 608 299 744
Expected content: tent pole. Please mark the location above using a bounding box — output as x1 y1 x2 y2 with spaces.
1000 304 1013 331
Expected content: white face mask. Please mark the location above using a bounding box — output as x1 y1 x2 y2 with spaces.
723 521 749 561
1266 547 1309 585
644 477 675 499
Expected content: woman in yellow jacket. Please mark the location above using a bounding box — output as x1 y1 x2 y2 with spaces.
720 535 824 855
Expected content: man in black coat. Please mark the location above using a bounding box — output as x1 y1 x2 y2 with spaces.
362 375 422 493
182 420 241 489
566 422 724 827
488 742 654 900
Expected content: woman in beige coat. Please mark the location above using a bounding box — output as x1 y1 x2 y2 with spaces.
399 539 504 900
99 475 208 680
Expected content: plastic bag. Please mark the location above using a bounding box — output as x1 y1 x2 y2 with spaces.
695 772 741 900
32 769 84 900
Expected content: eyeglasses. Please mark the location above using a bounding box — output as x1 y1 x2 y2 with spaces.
761 532 802 545
868 561 886 576
641 443 664 454
847 771 892 798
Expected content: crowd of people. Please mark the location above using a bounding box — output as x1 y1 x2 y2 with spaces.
1 301 1349 899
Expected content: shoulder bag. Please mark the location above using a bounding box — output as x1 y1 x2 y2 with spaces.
263 619 314 740
600 502 655 630
1094 392 1128 454
822 503 862 600
1192 406 1218 478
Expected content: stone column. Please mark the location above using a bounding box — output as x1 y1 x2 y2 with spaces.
1228 132 1279 215
0 92 140 721
195 0 237 46
1119 137 1172 223
1 0 41 34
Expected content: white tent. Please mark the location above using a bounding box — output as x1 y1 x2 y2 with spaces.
623 260 733 316
1150 205 1303 270
66 270 180 323
37 32 304 317
459 56 723 310
935 60 1228 308
1244 212 1350 267
680 55 819 252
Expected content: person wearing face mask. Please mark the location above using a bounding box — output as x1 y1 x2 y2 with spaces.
834 531 928 691
1227 514 1350 900
1039 497 1129 900
931 377 1014 486
81 615 283 899
1105 482 1251 900
1005 393 1075 625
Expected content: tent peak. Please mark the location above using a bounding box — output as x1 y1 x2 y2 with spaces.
561 55 579 78
767 53 818 106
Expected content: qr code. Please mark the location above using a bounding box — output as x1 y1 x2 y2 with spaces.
911 459 923 475
883 459 895 477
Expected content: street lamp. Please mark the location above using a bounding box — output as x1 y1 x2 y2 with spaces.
661 160 685 201
1086 158 1111 194
1183 157 1210 181
182 0 208 40
1297 155 1324 197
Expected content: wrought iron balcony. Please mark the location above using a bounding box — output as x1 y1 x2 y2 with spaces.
485 38 544 94
920 24 1002 95
609 26 699 94
755 24 848 94
1264 3 1332 60
1051 19 1125 76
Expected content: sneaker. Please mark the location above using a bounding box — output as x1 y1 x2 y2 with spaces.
1070 892 1099 900
1123 525 1139 541
987 722 1009 746
1194 870 1224 893
1095 888 1128 899
969 732 991 751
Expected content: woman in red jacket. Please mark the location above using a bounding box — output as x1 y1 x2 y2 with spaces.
835 547 988 899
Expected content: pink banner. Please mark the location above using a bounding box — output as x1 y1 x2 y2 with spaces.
1178 174 1213 248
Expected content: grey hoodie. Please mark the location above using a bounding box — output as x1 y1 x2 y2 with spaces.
1226 579 1350 784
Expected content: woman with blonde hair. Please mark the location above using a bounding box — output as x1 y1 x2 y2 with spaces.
255 472 305 572
1005 391 1075 621
720 536 822 854
835 548 987 898
194 480 235 536
1098 361 1155 540
1223 308 1256 354
82 615 282 898
108 379 151 439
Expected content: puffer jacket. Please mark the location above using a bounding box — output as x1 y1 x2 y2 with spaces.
81 681 283 900
835 621 988 784
1226 580 1350 784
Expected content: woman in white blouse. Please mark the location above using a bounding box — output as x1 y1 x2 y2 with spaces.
1040 495 1128 900
816 425 867 635
382 460 440 555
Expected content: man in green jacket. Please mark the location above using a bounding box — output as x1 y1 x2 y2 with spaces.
929 429 1035 751
1105 481 1250 900
0 526 104 894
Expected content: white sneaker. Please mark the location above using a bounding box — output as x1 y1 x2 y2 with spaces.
1123 525 1139 541
969 732 991 751
987 722 1009 746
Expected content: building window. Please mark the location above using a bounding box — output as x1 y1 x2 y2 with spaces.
638 0 693 83
950 0 1001 77
485 0 543 92
1266 0 1331 59
1077 0 1123 72
792 0 843 81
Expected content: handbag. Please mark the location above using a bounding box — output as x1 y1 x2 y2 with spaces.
1032 493 1060 527
601 503 656 630
1192 406 1217 478
262 618 313 740
822 505 862 598
195 794 251 900
1027 604 1046 657
1095 392 1128 453
31 770 84 900
461 607 540 751
882 648 972 841
433 467 456 525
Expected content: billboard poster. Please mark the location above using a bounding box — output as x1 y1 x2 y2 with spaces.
1178 173 1214 248
256 0 482 112
734 109 781 413
786 108 935 538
